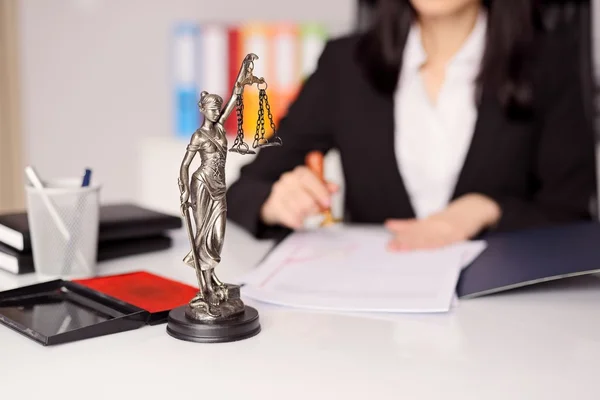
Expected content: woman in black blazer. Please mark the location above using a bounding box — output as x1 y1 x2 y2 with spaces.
226 0 597 250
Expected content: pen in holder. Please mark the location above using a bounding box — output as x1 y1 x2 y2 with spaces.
61 168 93 276
25 166 101 278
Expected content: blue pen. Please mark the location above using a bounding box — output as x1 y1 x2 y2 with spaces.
82 168 92 187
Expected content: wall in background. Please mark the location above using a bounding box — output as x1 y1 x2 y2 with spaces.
18 0 355 207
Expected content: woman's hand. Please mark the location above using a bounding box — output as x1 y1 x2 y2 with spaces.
385 194 501 251
260 166 338 230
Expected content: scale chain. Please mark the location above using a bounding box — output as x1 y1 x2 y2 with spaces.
229 81 281 152
253 90 266 148
263 89 276 134
233 93 244 148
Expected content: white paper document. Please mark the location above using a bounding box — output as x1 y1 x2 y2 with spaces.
242 225 487 313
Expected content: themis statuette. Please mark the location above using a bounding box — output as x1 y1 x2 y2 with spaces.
167 53 282 343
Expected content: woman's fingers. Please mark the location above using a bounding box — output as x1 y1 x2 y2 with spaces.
386 220 461 252
282 188 319 219
269 179 320 229
294 166 331 208
294 186 321 214
273 200 303 230
388 233 431 252
385 219 417 232
261 166 338 229
386 239 411 252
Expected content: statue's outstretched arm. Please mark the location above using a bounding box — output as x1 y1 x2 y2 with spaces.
219 53 260 125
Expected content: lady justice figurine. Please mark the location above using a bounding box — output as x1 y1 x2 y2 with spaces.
167 53 282 343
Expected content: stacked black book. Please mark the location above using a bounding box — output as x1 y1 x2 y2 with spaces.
0 203 182 274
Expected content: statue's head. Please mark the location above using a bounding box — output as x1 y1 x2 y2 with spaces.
199 91 223 123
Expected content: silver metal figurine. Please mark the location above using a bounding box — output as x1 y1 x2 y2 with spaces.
176 53 281 323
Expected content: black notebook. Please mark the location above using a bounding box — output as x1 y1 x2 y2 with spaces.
457 221 600 298
0 203 182 252
0 234 174 275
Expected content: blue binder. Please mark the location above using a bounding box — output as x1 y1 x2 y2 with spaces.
457 222 600 298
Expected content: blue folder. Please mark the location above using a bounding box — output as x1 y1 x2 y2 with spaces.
457 222 600 298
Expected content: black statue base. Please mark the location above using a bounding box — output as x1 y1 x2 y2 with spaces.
166 305 260 343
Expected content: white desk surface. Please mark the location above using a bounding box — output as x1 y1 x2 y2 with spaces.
1 223 599 400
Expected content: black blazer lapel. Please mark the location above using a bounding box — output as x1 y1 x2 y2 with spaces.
379 91 417 219
452 91 504 199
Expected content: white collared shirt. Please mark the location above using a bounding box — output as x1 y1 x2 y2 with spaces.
395 12 487 218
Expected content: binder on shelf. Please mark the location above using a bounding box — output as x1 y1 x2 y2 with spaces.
171 20 330 140
239 22 271 138
225 26 241 137
198 24 229 105
172 22 200 139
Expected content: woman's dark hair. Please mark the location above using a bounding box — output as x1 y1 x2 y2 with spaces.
356 0 541 117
